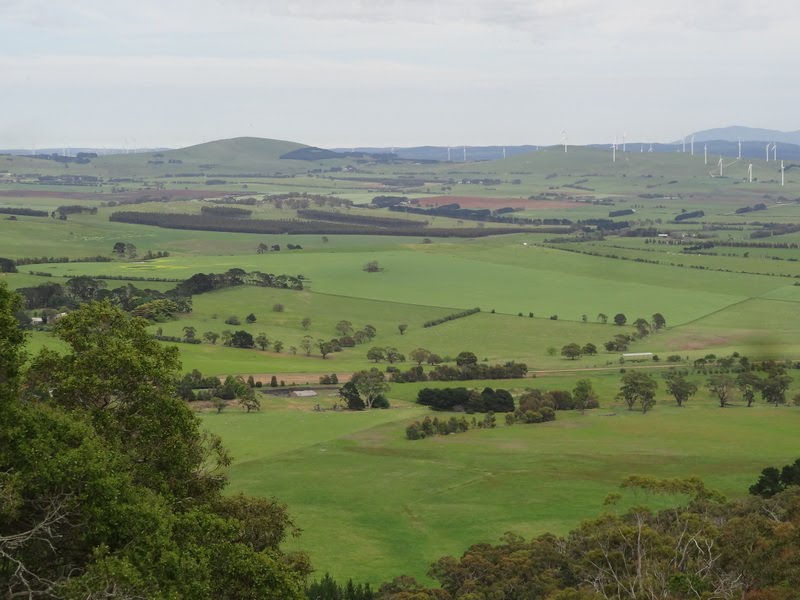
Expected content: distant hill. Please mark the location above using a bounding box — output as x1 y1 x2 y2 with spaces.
689 126 800 145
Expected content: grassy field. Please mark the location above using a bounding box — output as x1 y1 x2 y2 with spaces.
4 137 800 586
204 382 800 584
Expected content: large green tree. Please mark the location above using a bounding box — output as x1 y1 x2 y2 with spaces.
0 290 306 598
617 371 658 413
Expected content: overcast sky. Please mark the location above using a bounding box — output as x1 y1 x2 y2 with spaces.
1 0 797 149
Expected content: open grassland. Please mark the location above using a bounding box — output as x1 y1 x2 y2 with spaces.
5 139 800 587
204 382 800 584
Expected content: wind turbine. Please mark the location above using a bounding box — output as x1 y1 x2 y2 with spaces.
748 163 753 183
773 143 777 161
718 157 724 176
682 134 686 153
463 147 467 162
502 147 506 159
648 143 653 153
738 139 742 160
704 144 708 165
447 147 451 161
622 133 627 153
766 143 771 162
781 160 785 186
612 136 617 163
561 129 568 153
691 135 695 156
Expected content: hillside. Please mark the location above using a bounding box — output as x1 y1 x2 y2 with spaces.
690 125 800 145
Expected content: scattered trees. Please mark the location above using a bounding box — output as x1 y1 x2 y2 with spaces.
300 335 314 356
203 330 219 344
255 333 270 350
301 317 312 330
246 312 257 324
409 347 431 366
613 313 627 326
397 323 408 335
272 303 285 312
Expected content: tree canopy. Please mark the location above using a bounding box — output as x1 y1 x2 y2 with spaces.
0 286 307 599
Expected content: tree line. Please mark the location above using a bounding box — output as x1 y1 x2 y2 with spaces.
109 210 539 238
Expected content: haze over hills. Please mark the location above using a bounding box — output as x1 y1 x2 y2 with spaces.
689 126 800 145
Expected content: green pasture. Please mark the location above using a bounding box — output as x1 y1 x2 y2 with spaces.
203 382 800 584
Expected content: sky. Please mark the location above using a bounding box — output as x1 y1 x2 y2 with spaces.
1 0 797 149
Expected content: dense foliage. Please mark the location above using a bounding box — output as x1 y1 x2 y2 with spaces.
0 284 308 599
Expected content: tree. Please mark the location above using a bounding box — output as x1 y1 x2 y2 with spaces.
633 317 650 336
225 315 241 325
581 314 587 323
736 371 761 407
663 370 698 407
212 396 227 413
581 343 597 356
427 353 443 365
617 371 658 413
273 303 284 313
335 320 354 336
561 343 582 360
409 348 431 366
651 313 666 330
270 375 278 387
706 374 736 408
124 243 137 259
230 330 255 348
363 324 377 340
65 276 105 303
301 317 312 330
456 351 478 367
613 313 627 326
245 312 257 324
597 313 608 324
1 298 307 599
573 379 599 413
398 323 408 335
256 242 269 254
363 260 382 272
255 334 270 351
221 329 233 346
546 346 558 356
113 241 126 255
338 381 365 410
384 347 404 364
318 339 333 359
300 335 314 356
182 325 197 342
758 363 793 406
203 330 219 344
367 347 385 363
350 369 390 409
273 340 284 353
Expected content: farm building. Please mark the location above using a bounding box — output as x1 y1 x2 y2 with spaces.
621 352 654 362
291 390 318 398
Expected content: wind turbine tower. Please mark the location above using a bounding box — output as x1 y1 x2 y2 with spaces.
781 160 785 186
766 143 771 162
503 147 506 159
682 135 686 153
613 137 617 163
748 163 753 183
691 135 695 156
447 147 451 161
773 143 777 161
622 133 626 153
463 147 467 162
718 157 723 176
738 139 742 160
562 129 568 153
704 144 708 166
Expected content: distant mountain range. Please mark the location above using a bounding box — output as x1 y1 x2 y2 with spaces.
688 126 800 145
4 126 799 163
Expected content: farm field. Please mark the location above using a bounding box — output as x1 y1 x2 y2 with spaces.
204 382 800 583
3 137 800 586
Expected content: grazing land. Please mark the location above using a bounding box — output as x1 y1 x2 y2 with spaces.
2 137 800 583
